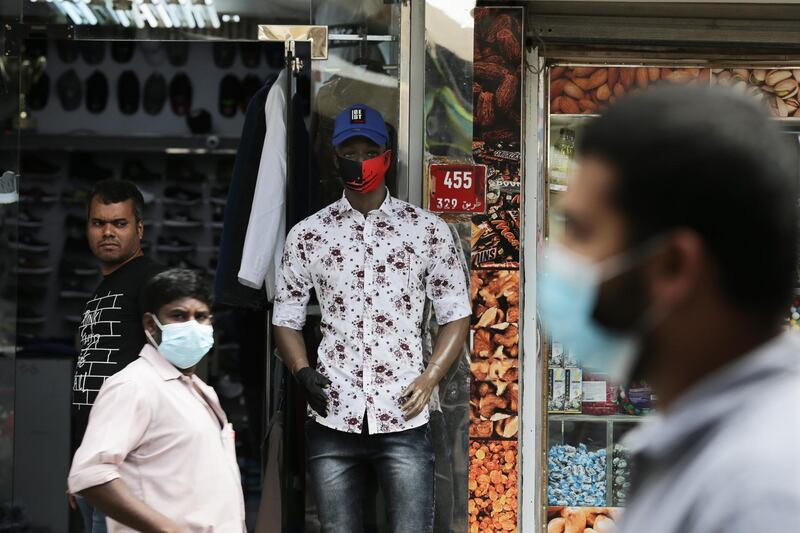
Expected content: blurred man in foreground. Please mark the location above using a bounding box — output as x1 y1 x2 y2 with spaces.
540 85 800 533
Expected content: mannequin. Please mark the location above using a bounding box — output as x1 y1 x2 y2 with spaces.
272 104 470 533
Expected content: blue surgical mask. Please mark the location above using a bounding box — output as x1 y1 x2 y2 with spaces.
146 315 214 369
539 242 657 385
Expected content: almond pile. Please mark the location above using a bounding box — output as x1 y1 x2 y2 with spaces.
469 441 519 533
550 66 709 114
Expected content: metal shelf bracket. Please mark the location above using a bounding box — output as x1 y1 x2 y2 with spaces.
257 24 329 60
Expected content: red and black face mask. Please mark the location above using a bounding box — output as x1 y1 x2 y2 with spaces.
337 150 392 194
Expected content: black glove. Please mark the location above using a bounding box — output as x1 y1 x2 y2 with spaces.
296 367 332 417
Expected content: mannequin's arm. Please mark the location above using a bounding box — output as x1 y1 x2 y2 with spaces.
273 325 310 375
401 316 470 419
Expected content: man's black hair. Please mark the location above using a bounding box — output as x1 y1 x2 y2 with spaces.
578 84 798 318
143 268 213 315
87 179 145 222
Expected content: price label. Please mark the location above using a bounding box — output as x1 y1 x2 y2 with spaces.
428 164 487 214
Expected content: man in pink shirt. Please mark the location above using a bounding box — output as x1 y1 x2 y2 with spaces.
68 269 245 532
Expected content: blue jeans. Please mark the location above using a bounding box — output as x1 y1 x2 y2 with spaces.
76 495 108 533
305 420 435 533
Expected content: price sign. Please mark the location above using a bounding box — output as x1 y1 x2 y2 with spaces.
428 164 487 214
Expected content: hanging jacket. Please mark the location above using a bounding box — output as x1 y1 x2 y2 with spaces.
237 70 288 299
214 75 278 309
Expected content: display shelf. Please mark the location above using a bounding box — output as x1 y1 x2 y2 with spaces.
549 114 601 121
549 413 648 423
7 133 239 154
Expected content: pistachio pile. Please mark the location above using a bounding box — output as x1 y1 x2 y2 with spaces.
713 68 800 118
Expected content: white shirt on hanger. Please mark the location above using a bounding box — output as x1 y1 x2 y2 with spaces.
237 69 288 300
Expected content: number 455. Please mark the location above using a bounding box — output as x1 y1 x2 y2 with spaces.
443 171 473 190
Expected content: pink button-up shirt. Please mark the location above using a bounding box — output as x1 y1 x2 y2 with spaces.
68 344 246 532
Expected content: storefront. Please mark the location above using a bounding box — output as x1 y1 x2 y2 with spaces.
1 1 799 532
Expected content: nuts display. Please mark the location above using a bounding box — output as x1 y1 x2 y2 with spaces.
470 269 520 439
550 66 710 114
468 440 519 533
471 9 522 532
546 507 621 533
712 68 800 118
612 444 632 507
473 7 523 141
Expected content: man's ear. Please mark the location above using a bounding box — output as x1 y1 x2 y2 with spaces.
137 220 144 240
142 312 158 338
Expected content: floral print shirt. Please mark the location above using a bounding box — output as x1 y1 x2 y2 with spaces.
273 192 470 434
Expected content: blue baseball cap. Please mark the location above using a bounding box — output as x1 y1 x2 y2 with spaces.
332 103 389 148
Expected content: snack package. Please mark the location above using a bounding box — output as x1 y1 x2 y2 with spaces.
581 373 620 416
548 368 566 412
565 367 583 413
548 341 565 367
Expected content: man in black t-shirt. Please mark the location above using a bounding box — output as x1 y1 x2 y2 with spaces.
69 180 164 532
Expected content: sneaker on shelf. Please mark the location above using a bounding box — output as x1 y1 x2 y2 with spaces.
65 214 86 237
60 277 93 299
210 205 224 229
156 235 196 253
62 236 91 256
214 374 244 399
17 210 44 228
166 256 204 271
17 307 46 325
9 233 49 253
206 256 218 276
21 155 62 178
215 157 235 183
163 209 203 228
163 185 202 206
69 153 113 182
61 258 99 276
166 159 206 183
137 186 156 205
61 188 91 205
63 313 82 324
20 187 57 204
15 256 53 275
10 282 48 301
122 160 162 182
209 185 228 206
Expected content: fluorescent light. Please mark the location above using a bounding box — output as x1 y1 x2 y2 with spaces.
139 2 160 27
166 3 183 27
115 8 131 26
76 0 99 24
60 1 87 24
130 2 146 28
152 0 173 28
192 4 206 29
204 2 220 29
179 0 195 29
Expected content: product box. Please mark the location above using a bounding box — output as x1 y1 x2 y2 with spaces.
548 341 565 367
548 368 566 412
563 346 579 368
582 373 620 416
565 367 583 413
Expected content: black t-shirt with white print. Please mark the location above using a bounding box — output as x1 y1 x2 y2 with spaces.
71 255 165 452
